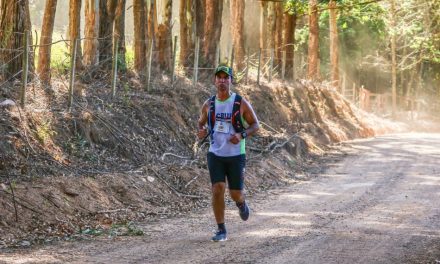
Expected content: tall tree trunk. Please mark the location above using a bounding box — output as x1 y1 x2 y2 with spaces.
147 0 158 45
84 0 99 66
133 0 146 74
283 12 297 80
390 0 397 116
274 2 283 66
307 0 319 80
266 2 276 67
37 0 57 85
204 0 223 67
115 0 126 71
329 0 339 90
259 2 268 51
157 0 172 71
195 0 206 39
69 0 83 70
230 0 245 70
0 0 33 80
179 0 193 67
98 0 117 69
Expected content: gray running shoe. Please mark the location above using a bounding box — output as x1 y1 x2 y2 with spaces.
237 201 250 221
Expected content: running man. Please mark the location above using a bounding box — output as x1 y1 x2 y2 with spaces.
197 64 260 242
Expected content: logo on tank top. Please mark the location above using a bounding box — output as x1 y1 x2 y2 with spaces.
215 113 232 121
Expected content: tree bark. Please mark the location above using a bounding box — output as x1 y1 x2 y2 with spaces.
307 0 319 80
259 2 268 51
133 0 146 74
98 0 117 69
274 2 283 66
115 0 126 71
230 0 245 70
69 0 83 70
195 0 206 40
0 0 33 80
179 0 193 67
37 0 57 85
266 2 276 53
84 0 99 66
283 12 297 80
157 0 172 71
204 0 223 67
147 0 158 45
329 0 339 90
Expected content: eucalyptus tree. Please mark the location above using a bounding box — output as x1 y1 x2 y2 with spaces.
84 0 99 66
230 0 246 70
0 0 33 80
69 0 83 70
284 0 308 80
38 0 58 85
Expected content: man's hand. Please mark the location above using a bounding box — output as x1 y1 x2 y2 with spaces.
229 133 242 144
197 128 208 140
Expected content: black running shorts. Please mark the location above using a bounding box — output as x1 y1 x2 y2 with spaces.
207 152 246 190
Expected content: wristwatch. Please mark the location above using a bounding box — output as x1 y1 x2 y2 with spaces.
240 131 247 139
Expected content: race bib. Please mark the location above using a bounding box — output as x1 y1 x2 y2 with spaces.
214 121 230 134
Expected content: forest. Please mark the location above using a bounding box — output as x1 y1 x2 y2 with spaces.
0 0 438 113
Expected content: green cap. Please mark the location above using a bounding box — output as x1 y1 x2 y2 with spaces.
215 65 233 76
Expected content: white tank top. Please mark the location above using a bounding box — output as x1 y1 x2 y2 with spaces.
208 93 245 157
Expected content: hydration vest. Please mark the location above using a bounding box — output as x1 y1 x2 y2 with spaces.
207 94 245 137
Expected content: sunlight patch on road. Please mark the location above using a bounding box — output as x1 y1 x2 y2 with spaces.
282 193 313 200
257 212 305 217
245 227 304 238
311 191 336 196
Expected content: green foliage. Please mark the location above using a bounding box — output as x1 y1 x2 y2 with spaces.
284 0 308 15
35 119 56 145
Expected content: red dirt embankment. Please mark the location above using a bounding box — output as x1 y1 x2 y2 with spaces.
0 77 401 247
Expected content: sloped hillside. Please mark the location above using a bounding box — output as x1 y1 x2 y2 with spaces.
0 77 401 247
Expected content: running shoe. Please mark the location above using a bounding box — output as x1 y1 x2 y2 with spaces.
237 201 250 221
211 230 227 242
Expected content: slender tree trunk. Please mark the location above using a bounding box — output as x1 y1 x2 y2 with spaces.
283 12 297 80
179 0 193 67
115 0 126 71
204 0 223 67
147 0 158 45
98 0 117 69
157 0 172 71
84 0 99 66
133 0 146 74
329 0 339 90
390 0 397 116
69 0 83 70
230 0 245 70
195 0 206 40
274 2 283 66
259 2 268 51
266 2 276 59
307 0 319 80
37 0 57 85
0 0 33 80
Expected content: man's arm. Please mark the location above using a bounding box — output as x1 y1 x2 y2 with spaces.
197 100 209 139
229 98 259 144
241 98 260 138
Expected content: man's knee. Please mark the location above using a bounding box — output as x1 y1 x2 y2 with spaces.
229 190 244 202
212 183 226 196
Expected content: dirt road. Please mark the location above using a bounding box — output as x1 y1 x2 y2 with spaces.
1 133 440 264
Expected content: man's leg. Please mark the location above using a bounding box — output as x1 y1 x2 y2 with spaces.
226 155 250 221
230 190 245 204
212 182 226 224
